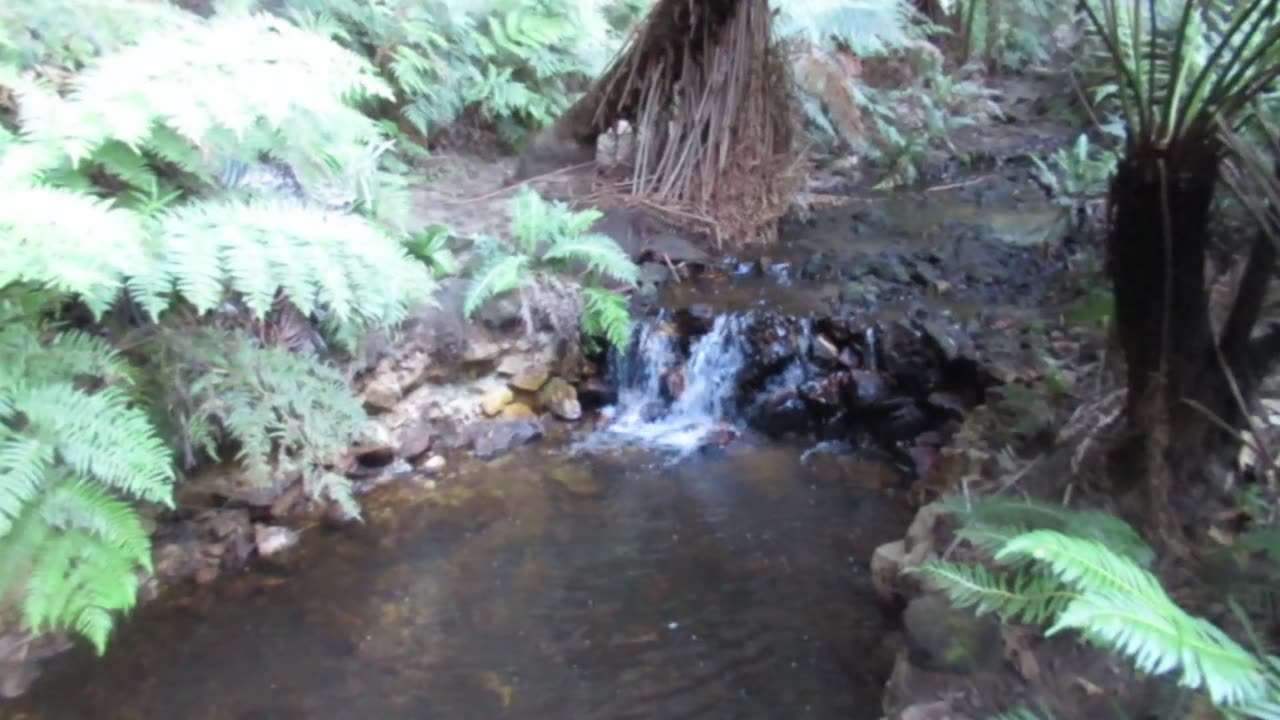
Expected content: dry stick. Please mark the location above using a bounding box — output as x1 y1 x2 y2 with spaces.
924 174 997 193
441 162 598 205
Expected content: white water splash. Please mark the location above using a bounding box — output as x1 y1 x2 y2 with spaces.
589 314 749 454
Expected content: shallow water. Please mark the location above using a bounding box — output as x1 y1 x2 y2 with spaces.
11 440 910 720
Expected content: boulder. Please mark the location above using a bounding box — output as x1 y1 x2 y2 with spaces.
902 592 1001 673
871 539 908 609
539 378 582 421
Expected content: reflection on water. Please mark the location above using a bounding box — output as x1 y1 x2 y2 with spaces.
11 440 909 720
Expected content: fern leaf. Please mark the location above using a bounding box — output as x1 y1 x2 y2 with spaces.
543 232 639 285
581 287 632 351
913 559 1074 626
464 252 531 317
1001 530 1269 707
0 185 146 317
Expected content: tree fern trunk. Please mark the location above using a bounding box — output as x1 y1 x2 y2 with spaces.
1107 144 1220 553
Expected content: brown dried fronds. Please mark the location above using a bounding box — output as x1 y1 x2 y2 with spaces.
567 0 806 246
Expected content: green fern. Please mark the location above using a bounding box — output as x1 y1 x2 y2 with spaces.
144 326 366 518
464 188 637 350
0 0 194 71
915 499 1280 713
0 11 438 655
0 319 174 654
581 287 632 351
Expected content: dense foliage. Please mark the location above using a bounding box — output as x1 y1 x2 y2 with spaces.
0 5 437 651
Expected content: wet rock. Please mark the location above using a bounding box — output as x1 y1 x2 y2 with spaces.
423 454 447 474
471 419 545 459
480 386 515 417
799 373 849 409
393 417 434 461
539 377 582 421
361 377 402 413
254 524 299 558
195 508 255 569
740 313 803 386
902 592 1001 673
576 377 617 410
849 370 892 404
662 366 686 401
674 304 717 336
747 388 810 437
350 422 395 472
871 540 908 609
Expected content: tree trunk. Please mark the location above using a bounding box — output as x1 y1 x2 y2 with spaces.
1108 142 1278 553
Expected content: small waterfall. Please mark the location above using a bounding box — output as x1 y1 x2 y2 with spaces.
594 313 749 453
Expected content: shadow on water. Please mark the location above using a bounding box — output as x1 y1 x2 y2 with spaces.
11 440 911 720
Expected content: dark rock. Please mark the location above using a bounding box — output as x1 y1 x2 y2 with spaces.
849 370 892 404
902 593 1001 674
577 377 617 409
799 373 849 409
746 389 810 437
470 419 545 459
674 304 717 336
662 366 686 402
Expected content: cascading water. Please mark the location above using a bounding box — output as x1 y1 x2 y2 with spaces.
592 312 750 453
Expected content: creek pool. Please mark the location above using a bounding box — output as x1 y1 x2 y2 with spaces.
11 439 909 720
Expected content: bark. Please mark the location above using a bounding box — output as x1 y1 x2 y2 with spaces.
1108 142 1277 553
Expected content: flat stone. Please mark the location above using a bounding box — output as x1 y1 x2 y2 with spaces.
393 418 433 461
812 333 841 363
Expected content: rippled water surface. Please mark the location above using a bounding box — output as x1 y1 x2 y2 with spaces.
12 440 909 720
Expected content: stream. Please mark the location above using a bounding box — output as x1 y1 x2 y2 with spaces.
9 176 1067 720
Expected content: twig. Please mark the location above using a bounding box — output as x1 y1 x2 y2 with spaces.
923 174 996 193
441 161 598 205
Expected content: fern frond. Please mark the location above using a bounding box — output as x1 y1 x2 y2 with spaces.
1001 530 1269 707
913 559 1075 626
944 496 1155 566
581 287 632 351
464 251 532 317
150 197 435 332
543 232 640 285
0 185 147 317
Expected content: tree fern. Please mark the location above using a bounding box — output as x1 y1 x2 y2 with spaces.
915 499 1280 713
464 188 637 350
